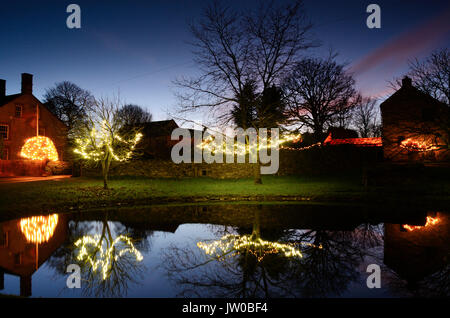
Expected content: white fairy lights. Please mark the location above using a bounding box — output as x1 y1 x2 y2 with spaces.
73 121 143 162
74 234 143 280
197 234 324 262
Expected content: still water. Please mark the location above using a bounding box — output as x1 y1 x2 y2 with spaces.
0 203 448 297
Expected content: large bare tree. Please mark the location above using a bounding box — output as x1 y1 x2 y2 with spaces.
174 0 315 122
44 81 94 137
283 54 359 141
117 104 153 126
174 0 315 183
407 48 449 105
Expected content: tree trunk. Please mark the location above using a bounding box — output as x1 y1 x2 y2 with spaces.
253 150 262 184
253 135 262 184
102 154 112 189
253 163 262 184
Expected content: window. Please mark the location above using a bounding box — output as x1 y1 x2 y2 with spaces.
15 105 23 118
38 127 46 136
14 253 22 265
0 148 8 160
0 124 8 140
0 230 8 248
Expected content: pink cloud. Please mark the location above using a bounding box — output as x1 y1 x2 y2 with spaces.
350 8 450 75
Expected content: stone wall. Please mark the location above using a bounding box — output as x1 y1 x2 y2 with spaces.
82 146 382 179
0 160 46 177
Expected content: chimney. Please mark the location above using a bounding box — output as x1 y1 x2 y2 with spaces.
21 73 33 95
402 76 412 88
0 79 5 98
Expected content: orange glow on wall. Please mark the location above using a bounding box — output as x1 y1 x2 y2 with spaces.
400 138 439 152
402 216 440 232
323 134 382 147
20 136 59 161
20 214 59 244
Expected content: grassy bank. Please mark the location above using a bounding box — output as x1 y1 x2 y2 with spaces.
0 172 449 216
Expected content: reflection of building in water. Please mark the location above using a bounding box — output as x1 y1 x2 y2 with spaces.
384 212 450 286
0 214 67 297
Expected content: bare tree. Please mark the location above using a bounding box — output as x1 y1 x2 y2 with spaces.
44 81 94 137
408 48 449 105
175 1 314 119
117 104 153 126
352 97 381 138
283 54 359 141
174 0 315 183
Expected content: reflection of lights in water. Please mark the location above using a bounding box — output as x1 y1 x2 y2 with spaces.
20 214 59 243
20 136 59 161
74 235 143 280
400 138 439 152
197 234 323 262
402 216 440 232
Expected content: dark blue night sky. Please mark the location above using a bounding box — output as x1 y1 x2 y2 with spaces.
1 0 449 121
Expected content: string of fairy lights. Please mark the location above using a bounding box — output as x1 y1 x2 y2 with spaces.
197 234 323 262
198 133 324 154
20 136 59 161
400 138 440 152
73 122 143 162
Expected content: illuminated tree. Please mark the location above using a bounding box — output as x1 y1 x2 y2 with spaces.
73 97 142 189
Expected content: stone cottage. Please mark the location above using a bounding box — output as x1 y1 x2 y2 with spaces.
380 76 449 162
0 73 67 161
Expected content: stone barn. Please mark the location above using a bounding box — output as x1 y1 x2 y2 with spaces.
380 76 449 162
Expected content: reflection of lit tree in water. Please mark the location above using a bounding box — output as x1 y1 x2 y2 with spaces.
20 214 59 270
163 209 383 297
47 213 146 297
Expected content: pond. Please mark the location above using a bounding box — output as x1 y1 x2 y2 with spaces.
0 203 448 298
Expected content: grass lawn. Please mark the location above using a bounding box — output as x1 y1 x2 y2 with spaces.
0 171 449 216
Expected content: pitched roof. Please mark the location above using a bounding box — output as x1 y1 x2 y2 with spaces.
0 93 67 127
381 78 447 109
138 119 179 137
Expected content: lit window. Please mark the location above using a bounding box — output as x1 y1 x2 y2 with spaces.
15 105 23 118
0 124 8 140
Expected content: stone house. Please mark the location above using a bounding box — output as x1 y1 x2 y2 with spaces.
133 119 201 160
0 73 67 161
380 76 449 162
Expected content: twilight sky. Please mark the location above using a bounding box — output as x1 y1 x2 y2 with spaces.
1 0 449 123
